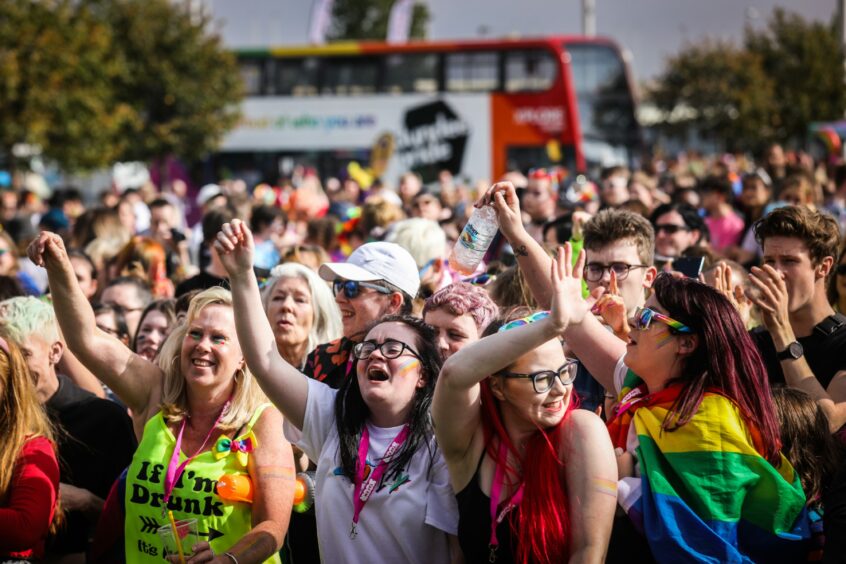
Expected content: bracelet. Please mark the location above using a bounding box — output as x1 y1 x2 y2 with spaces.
223 552 239 564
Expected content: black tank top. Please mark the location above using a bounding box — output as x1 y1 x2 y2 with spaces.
456 455 517 564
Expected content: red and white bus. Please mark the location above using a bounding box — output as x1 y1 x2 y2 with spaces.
217 36 641 184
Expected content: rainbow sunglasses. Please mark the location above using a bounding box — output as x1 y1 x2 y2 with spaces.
632 307 692 334
498 311 550 333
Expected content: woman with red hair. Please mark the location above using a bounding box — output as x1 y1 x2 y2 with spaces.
109 236 174 298
434 251 617 564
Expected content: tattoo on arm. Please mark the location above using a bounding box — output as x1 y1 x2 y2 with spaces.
514 245 529 257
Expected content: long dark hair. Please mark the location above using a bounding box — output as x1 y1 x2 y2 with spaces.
334 315 442 480
652 273 782 465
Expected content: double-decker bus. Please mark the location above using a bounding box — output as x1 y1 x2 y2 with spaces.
217 36 641 185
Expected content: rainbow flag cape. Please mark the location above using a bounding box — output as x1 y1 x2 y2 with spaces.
608 372 810 563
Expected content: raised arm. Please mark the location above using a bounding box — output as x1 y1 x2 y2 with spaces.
215 220 309 429
27 232 161 414
750 265 846 433
477 182 554 308
435 250 574 486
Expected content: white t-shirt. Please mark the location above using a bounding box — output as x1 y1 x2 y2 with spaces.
284 378 458 564
612 355 642 514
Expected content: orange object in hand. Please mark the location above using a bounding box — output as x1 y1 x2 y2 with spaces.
216 474 253 503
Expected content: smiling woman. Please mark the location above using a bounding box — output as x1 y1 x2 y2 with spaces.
216 219 460 564
27 231 295 563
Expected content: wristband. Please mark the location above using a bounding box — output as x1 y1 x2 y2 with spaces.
223 552 239 564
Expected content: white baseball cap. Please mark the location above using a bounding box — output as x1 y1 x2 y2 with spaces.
319 242 420 298
196 183 224 207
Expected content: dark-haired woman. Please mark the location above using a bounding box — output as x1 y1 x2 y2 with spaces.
552 243 809 563
435 252 617 564
217 220 459 563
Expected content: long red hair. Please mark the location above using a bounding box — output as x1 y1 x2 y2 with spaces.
479 378 577 564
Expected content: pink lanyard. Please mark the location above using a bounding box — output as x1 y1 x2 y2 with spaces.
162 400 230 517
488 441 524 562
349 423 410 539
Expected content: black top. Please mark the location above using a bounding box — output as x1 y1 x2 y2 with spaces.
456 456 516 564
45 376 136 554
751 314 846 390
303 337 356 390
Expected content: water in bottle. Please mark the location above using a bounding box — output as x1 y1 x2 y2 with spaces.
448 205 499 275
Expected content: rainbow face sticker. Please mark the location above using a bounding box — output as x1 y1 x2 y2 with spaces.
397 358 420 376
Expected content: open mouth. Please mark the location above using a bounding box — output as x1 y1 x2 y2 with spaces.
341 310 354 319
542 400 562 412
367 367 389 382
192 358 215 368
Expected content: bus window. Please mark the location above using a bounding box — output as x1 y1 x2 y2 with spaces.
446 52 499 92
274 58 319 96
238 59 264 96
504 50 557 92
566 43 638 167
322 58 380 95
383 53 439 94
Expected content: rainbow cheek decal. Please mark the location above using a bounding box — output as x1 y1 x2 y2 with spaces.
654 329 674 349
397 359 420 376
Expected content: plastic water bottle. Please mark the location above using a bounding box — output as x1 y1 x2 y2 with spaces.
448 205 499 275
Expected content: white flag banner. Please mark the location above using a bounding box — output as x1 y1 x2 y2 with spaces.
308 0 335 44
387 0 414 43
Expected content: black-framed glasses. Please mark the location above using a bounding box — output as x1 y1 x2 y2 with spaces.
836 264 846 276
332 279 392 299
655 224 690 235
497 359 578 393
353 339 421 360
631 307 692 334
584 262 648 282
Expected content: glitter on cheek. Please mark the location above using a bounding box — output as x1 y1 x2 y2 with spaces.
397 359 420 376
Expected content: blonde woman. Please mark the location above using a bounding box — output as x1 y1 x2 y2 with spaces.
29 231 295 563
0 331 60 560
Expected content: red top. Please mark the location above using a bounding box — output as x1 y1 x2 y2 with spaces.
0 436 60 560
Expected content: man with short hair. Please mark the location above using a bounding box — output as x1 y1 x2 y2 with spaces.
576 209 658 410
650 202 707 262
700 175 744 253
0 297 135 560
100 275 152 340
305 241 420 389
145 198 191 277
749 207 846 431
522 170 558 242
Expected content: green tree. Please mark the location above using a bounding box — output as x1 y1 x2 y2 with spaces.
330 0 430 40
745 8 846 143
648 39 777 151
0 0 134 171
97 0 243 164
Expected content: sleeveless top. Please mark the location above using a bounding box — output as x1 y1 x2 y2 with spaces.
456 455 517 564
124 403 280 563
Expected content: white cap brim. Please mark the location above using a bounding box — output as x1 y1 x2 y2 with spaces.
319 262 382 284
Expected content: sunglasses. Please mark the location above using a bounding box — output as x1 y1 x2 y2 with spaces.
353 339 421 360
498 359 578 393
333 279 392 299
462 272 496 286
497 311 550 333
632 307 692 334
836 264 846 276
655 224 690 235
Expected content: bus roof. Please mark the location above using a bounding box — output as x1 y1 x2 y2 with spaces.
234 35 622 58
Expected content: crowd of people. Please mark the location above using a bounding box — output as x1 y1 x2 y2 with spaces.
1 143 846 563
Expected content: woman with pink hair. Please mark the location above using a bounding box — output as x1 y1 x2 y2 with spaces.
423 282 499 360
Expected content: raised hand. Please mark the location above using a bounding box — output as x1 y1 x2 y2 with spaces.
475 181 524 242
214 219 255 277
747 265 792 339
592 270 630 338
27 231 68 268
550 242 594 333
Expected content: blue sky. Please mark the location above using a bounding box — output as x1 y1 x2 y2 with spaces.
206 0 834 82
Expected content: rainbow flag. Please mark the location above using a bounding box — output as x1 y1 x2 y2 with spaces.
608 374 810 563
